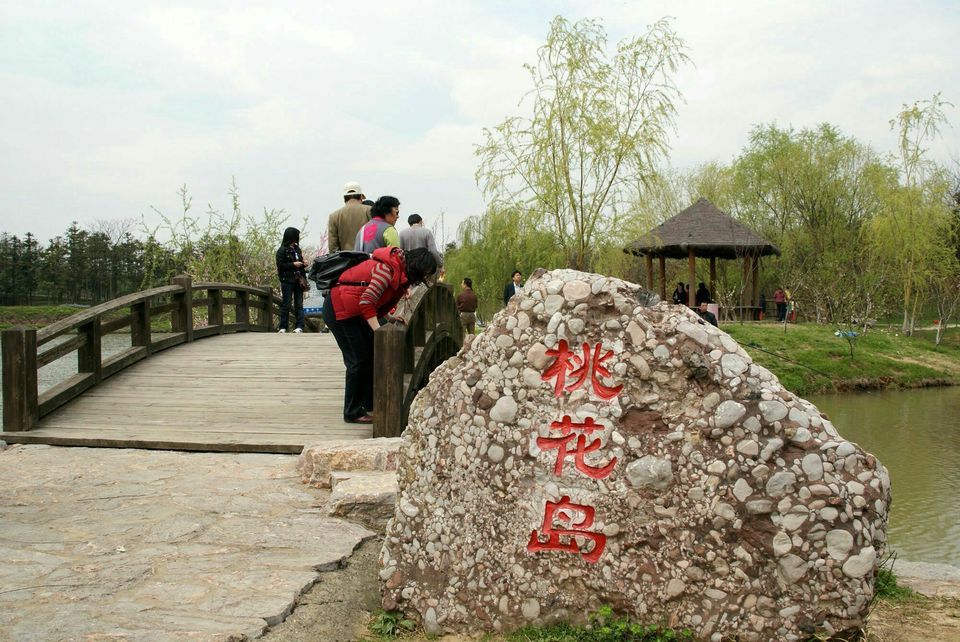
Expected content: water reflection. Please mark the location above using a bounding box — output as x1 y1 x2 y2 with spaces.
809 387 960 567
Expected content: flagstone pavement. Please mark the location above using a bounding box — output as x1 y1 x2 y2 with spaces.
0 444 374 642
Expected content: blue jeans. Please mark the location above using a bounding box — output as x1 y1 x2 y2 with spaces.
279 281 304 330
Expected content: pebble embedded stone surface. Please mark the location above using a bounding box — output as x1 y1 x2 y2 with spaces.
381 268 891 642
0 445 373 641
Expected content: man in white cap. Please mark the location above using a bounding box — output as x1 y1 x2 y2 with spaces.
327 181 371 252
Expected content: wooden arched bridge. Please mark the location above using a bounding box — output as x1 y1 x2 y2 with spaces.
1 276 463 453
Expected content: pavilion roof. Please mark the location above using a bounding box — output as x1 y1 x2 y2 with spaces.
624 197 781 260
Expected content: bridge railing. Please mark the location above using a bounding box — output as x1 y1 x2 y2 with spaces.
373 282 464 438
1 275 280 432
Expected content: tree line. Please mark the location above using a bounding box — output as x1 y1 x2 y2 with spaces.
0 181 305 306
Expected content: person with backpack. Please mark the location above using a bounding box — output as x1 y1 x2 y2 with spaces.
275 227 307 333
322 246 438 424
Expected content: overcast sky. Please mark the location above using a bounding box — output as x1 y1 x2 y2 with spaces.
1 1 958 246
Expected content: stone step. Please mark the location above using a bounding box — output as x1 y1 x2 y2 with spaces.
297 437 402 488
327 471 398 533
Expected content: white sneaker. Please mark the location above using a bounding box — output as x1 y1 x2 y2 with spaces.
294 328 303 334
278 329 287 333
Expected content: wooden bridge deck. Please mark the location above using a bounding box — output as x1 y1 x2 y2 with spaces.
1 333 368 454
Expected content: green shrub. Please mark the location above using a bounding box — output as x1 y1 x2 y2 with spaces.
874 568 915 601
368 610 416 638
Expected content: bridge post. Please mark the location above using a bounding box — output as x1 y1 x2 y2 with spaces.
236 290 250 329
258 285 274 331
2 327 38 431
208 288 224 333
171 275 194 341
77 316 102 383
131 300 152 350
374 324 406 438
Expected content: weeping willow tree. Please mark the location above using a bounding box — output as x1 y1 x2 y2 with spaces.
476 16 689 271
443 204 564 321
871 94 955 334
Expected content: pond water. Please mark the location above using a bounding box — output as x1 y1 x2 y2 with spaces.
809 387 960 568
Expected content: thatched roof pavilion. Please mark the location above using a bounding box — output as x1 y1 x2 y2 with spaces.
625 198 780 310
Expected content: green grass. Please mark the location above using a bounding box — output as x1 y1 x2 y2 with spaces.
723 322 960 396
874 568 917 603
0 305 83 329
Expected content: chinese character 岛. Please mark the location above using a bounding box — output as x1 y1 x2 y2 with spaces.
527 495 606 563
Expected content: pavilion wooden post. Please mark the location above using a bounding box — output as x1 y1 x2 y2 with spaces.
658 256 667 301
709 257 716 303
645 255 653 292
751 256 760 311
687 248 696 307
740 257 750 320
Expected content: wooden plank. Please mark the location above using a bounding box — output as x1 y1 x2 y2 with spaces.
101 314 132 334
150 334 187 353
0 432 309 454
100 346 149 379
38 372 96 416
36 333 85 368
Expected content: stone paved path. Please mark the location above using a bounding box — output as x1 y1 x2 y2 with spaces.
0 444 374 641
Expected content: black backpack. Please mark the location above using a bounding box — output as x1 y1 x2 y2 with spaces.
308 251 371 291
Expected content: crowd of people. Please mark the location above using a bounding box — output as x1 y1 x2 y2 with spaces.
275 180 521 425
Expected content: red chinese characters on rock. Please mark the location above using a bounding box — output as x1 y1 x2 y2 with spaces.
527 496 606 564
528 339 622 564
541 339 623 400
537 416 617 480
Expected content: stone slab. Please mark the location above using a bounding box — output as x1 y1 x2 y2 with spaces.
328 472 399 532
0 444 374 642
297 438 402 488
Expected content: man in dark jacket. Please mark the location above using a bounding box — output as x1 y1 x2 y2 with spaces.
276 227 307 333
697 302 718 327
456 277 478 334
503 270 522 306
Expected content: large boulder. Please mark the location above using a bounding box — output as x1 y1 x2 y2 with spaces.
380 269 891 641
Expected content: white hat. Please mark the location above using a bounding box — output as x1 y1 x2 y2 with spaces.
343 181 363 196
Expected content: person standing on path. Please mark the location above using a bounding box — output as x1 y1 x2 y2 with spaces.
671 282 686 305
399 214 443 268
275 227 306 333
355 196 401 253
327 181 371 252
456 277 478 335
322 247 438 424
502 270 523 306
774 287 787 322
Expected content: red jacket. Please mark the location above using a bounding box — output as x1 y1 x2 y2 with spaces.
330 247 409 320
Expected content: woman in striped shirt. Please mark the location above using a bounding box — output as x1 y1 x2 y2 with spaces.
323 246 438 424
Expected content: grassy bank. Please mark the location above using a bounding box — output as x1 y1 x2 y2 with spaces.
723 322 960 396
0 305 83 330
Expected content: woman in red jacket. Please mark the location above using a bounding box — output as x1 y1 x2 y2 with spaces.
322 247 438 424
